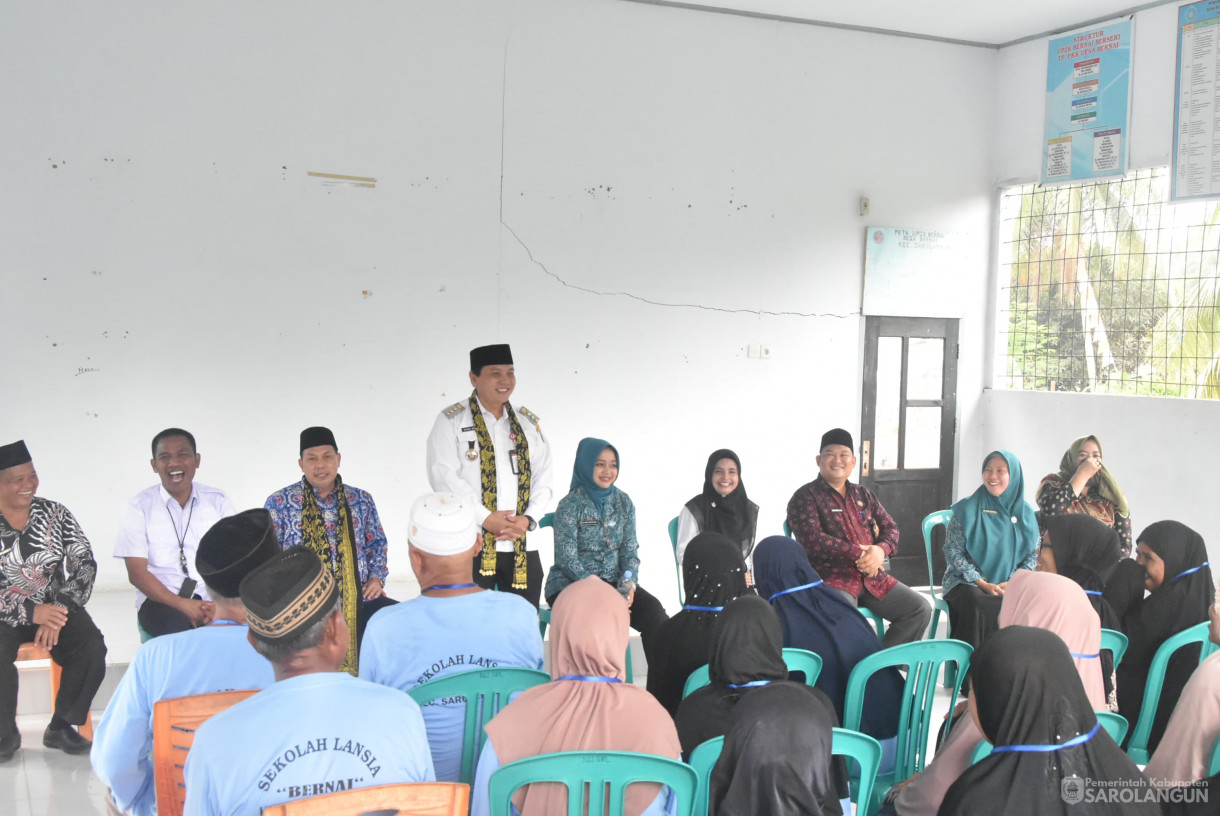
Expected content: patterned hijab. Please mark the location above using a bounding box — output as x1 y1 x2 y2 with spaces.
1056 435 1129 516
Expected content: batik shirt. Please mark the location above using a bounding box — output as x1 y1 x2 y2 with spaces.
0 497 97 626
1036 474 1133 557
263 482 388 583
786 476 899 600
941 515 1038 595
543 486 640 601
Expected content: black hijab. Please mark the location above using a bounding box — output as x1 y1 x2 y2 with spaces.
674 595 789 755
940 626 1158 816
709 681 843 816
684 450 758 559
647 533 750 716
753 535 903 739
1117 521 1214 753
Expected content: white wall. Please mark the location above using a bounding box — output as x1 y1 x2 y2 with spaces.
1 0 997 608
986 4 1220 563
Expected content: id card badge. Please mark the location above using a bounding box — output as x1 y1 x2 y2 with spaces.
509 450 520 475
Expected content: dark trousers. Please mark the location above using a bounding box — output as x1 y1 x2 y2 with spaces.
0 609 107 735
138 597 198 638
357 595 397 647
854 581 933 648
473 550 544 608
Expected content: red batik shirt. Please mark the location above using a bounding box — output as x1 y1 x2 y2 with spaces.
786 476 900 600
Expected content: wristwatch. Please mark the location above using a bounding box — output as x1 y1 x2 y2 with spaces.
526 516 538 532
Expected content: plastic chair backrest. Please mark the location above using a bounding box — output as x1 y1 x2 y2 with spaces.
1127 620 1217 763
539 513 555 529
488 750 698 816
832 727 882 812
783 520 791 537
843 639 972 785
153 689 259 816
920 509 953 600
669 516 684 605
1210 731 1220 777
687 736 724 816
681 648 824 699
1100 629 1128 667
407 667 550 785
687 730 880 814
260 782 470 816
971 710 1130 765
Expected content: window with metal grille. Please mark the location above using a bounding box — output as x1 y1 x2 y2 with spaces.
998 167 1220 398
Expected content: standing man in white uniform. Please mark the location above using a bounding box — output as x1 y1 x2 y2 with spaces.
426 344 552 607
114 428 236 637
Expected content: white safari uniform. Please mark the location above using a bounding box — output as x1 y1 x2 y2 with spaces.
426 397 553 552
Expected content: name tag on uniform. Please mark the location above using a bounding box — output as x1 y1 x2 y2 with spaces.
830 508 843 513
982 509 998 515
461 426 475 432
580 520 598 526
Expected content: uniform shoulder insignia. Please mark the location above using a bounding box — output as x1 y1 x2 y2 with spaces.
442 401 466 419
518 406 541 426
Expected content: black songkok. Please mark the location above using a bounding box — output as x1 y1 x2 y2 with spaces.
820 428 854 452
299 426 338 456
0 440 32 471
240 548 337 643
469 344 513 373
196 509 282 599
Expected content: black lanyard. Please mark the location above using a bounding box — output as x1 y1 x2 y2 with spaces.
167 497 195 577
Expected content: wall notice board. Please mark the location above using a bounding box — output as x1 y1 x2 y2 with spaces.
862 227 967 318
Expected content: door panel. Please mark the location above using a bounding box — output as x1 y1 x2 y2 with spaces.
860 317 958 586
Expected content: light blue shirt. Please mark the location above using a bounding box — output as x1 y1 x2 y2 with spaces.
359 589 544 782
183 673 434 816
90 623 275 816
469 741 676 816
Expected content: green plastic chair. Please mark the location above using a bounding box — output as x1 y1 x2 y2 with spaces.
970 711 1130 764
1210 731 1220 777
668 516 685 606
1127 620 1219 764
686 728 880 815
920 510 957 689
537 510 634 684
488 750 698 816
843 639 972 814
1100 628 1128 667
137 619 153 644
681 647 824 699
687 735 723 816
406 666 550 784
780 520 886 643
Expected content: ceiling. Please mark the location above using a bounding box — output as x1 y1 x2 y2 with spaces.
623 0 1178 47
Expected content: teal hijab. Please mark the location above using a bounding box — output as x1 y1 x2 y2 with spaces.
951 450 1039 583
570 437 619 515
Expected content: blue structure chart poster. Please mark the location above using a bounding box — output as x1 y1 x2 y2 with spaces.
1173 1 1220 201
1042 18 1133 184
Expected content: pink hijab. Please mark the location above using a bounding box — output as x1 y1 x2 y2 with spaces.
483 577 681 816
892 571 1105 816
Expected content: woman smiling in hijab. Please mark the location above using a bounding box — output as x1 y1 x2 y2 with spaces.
938 626 1157 816
1037 434 1133 556
753 535 902 742
543 438 668 653
470 577 681 816
941 451 1039 658
675 450 759 577
646 533 750 716
1113 521 1214 755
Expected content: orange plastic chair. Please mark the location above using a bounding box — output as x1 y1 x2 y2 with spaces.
260 782 470 816
152 689 259 816
15 641 94 739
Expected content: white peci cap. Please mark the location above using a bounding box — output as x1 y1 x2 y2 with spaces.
409 492 479 556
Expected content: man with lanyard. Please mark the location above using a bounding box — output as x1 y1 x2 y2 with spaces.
786 428 931 647
184 547 434 815
361 492 544 782
426 344 553 607
91 508 280 816
114 428 236 637
264 426 394 674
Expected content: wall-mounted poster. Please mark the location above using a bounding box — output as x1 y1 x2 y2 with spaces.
1173 0 1220 201
862 227 967 318
1042 18 1133 184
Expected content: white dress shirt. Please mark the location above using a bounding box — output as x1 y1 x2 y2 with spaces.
426 396 553 552
114 482 237 605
